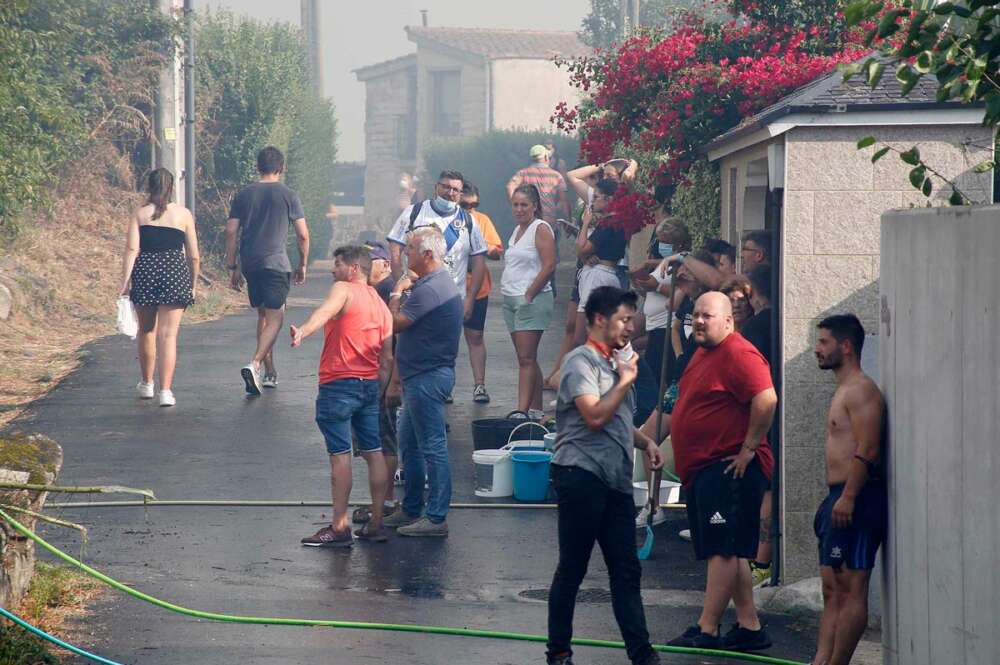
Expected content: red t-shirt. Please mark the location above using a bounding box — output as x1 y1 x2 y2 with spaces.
319 281 393 384
670 332 775 486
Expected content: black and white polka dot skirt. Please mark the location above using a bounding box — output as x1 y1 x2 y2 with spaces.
129 249 194 307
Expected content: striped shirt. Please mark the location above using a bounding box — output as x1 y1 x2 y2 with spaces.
514 164 567 222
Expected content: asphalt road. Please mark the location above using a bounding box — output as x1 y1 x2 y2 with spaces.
8 262 818 664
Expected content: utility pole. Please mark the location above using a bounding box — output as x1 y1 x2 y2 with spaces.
620 0 640 38
183 0 195 214
154 0 185 204
300 0 323 97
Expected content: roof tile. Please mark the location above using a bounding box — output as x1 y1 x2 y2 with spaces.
405 26 591 59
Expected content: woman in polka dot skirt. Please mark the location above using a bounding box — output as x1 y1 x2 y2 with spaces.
119 168 200 407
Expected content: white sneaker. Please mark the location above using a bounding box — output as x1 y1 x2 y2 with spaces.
678 528 692 542
241 363 262 395
158 389 176 407
635 505 668 529
262 371 278 389
136 382 155 399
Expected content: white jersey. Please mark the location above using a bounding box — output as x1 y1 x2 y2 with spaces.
387 200 487 293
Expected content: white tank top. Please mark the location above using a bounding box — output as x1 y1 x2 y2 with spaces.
501 219 553 297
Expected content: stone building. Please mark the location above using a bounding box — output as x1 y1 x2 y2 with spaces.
354 26 589 231
705 63 996 583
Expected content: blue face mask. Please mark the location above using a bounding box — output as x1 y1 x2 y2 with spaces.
434 196 457 214
658 242 673 258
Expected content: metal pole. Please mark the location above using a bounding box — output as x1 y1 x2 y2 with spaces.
183 0 195 214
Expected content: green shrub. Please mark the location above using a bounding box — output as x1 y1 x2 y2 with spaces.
195 11 337 260
422 130 578 238
0 622 58 665
670 159 721 249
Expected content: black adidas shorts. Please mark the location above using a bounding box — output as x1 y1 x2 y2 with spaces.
687 459 769 560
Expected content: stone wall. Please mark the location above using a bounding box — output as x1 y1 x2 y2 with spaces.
361 65 418 233
0 433 63 608
414 46 487 161
780 123 994 582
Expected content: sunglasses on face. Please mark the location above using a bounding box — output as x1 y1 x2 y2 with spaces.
460 201 479 210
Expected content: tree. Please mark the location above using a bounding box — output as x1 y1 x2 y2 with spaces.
580 0 700 48
843 0 999 203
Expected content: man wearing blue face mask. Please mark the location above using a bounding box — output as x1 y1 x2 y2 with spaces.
387 170 487 316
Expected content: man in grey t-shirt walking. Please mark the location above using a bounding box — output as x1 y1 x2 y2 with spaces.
225 146 310 395
546 286 663 665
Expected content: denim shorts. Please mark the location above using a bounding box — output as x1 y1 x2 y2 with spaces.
315 378 381 456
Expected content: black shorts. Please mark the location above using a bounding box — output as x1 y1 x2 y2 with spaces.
687 459 769 560
814 481 886 570
244 269 290 310
570 267 582 303
463 296 489 332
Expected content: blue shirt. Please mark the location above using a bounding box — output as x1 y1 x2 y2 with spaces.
397 268 463 380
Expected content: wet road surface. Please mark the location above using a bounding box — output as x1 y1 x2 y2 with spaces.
8 262 817 664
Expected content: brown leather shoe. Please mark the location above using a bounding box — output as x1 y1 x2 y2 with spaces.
300 525 353 548
354 523 388 542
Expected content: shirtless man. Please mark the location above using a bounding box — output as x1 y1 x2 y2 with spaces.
812 314 886 665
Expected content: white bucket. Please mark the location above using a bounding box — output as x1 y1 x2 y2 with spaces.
632 479 681 508
543 432 557 451
474 449 513 498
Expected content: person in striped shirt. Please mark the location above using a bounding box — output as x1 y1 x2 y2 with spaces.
506 145 570 224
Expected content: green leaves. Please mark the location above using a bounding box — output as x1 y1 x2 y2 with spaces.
909 165 927 188
845 1 885 27
857 135 877 149
900 147 921 165
877 9 908 38
872 147 891 162
949 190 965 205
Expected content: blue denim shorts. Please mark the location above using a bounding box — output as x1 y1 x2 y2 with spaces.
315 378 381 456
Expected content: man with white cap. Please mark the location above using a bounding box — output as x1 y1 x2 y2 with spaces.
507 144 570 224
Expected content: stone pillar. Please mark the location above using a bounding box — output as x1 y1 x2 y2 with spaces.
0 433 63 608
880 205 1000 665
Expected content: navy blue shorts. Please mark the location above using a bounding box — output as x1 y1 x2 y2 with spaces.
463 296 489 332
814 482 886 570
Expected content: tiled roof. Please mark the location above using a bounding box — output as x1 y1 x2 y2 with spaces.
405 26 592 60
708 54 970 152
353 53 417 81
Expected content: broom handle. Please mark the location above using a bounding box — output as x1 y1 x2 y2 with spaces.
653 263 677 448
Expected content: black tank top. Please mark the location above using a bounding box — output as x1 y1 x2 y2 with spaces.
139 225 185 252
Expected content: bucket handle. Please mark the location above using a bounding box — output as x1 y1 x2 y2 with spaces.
503 421 550 450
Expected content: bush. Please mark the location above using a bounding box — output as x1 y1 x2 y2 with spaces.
194 10 337 259
422 130 578 239
0 622 58 665
670 160 721 249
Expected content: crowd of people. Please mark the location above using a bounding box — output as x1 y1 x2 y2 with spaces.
119 144 886 665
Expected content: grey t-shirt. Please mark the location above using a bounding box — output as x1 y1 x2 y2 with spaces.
552 345 636 495
228 181 305 273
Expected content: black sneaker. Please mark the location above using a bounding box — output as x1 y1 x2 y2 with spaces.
633 650 661 665
666 624 721 648
722 623 772 651
546 652 573 665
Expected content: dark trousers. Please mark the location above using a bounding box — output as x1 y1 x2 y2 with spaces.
547 465 654 663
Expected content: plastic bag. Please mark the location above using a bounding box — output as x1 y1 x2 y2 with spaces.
116 296 138 339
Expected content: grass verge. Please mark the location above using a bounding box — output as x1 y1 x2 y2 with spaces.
0 562 104 664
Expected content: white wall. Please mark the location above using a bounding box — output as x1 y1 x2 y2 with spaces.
490 59 580 131
880 205 1000 665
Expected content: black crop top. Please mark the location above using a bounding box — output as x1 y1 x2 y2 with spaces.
139 225 185 252
589 224 627 262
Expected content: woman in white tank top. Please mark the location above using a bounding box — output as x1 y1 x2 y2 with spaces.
500 185 556 413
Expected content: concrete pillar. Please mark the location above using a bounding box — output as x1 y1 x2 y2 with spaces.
879 205 1000 665
155 0 185 204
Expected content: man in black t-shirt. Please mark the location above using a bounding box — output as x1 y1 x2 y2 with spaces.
225 146 310 395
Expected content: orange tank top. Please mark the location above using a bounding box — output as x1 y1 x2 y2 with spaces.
319 281 393 384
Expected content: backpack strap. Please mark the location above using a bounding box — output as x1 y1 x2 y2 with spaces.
407 200 423 233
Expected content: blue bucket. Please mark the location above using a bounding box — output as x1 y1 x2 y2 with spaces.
511 450 553 502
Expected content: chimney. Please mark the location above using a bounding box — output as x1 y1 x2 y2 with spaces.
420 10 428 26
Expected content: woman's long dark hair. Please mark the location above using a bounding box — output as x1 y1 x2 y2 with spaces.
512 183 543 220
146 168 174 220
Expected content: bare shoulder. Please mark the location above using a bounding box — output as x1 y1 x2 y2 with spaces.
843 372 884 410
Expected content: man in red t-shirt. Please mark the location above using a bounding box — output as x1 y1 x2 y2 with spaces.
289 246 393 548
667 292 778 652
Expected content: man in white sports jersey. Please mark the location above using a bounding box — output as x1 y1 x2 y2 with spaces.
386 170 488 318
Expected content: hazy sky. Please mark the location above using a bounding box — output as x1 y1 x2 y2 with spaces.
199 0 591 162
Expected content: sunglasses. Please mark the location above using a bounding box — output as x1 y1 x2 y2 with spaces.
460 201 479 210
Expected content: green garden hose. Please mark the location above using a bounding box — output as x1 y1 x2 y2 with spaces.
0 509 805 665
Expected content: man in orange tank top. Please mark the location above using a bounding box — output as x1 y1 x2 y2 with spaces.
289 246 394 547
